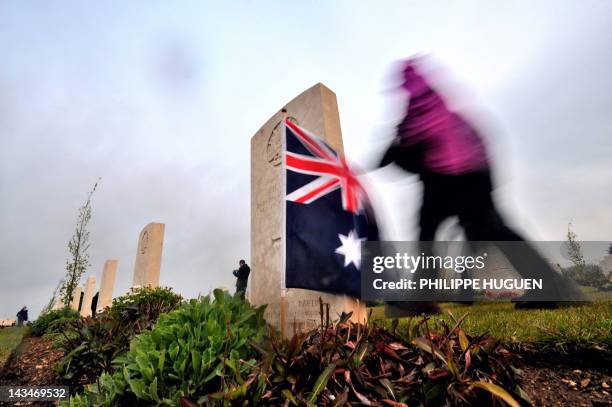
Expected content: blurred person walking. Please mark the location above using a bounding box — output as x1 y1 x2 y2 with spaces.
379 57 583 314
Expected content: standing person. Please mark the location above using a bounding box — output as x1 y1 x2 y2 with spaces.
380 57 582 314
16 306 28 326
232 260 250 300
91 292 99 317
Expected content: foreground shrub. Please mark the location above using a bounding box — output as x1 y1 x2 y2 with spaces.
258 311 528 406
563 264 609 289
68 289 267 406
56 287 182 391
105 285 183 321
68 296 529 406
29 308 80 337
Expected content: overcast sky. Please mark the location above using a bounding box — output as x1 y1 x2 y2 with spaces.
1 1 611 318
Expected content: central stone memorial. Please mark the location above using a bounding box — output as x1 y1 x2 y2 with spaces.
250 83 366 336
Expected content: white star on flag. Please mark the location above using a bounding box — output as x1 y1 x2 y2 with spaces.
335 229 366 269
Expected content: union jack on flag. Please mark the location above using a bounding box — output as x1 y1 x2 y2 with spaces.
284 120 365 214
282 119 378 298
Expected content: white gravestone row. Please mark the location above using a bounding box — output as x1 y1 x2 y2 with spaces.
64 222 165 315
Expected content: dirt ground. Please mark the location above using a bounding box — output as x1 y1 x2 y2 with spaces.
520 363 611 406
0 337 64 406
0 337 610 406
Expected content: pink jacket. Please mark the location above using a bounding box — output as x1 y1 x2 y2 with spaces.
397 59 489 175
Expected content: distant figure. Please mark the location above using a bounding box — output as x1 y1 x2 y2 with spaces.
78 291 84 312
91 292 99 317
232 260 251 300
16 306 28 326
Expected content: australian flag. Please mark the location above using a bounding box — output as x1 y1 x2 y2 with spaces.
283 119 378 298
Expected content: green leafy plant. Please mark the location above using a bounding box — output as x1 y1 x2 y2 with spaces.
29 308 80 337
105 286 183 320
68 296 527 406
67 289 267 406
56 287 182 391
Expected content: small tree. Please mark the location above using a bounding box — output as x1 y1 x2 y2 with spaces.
41 279 65 315
566 221 586 283
60 179 100 306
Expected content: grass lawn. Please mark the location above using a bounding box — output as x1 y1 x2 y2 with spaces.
0 326 28 366
370 300 612 353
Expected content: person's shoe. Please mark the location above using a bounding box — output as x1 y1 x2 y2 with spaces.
384 301 441 317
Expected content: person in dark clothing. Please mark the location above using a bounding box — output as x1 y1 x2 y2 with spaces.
78 291 84 312
16 306 28 326
91 292 99 317
233 260 250 300
380 57 584 315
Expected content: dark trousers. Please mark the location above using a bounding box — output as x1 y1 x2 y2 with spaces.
418 169 576 300
236 280 247 300
419 169 519 241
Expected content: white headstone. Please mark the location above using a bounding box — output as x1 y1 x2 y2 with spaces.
98 259 118 312
70 286 82 311
250 83 366 337
80 275 96 317
132 223 164 288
